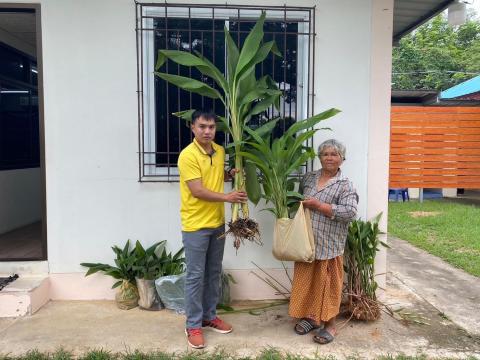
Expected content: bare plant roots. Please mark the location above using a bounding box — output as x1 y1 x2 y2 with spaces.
222 218 262 250
343 293 381 321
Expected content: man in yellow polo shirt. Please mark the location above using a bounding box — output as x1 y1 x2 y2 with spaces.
178 110 247 349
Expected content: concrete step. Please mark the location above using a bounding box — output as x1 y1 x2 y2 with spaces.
0 275 50 317
0 261 49 275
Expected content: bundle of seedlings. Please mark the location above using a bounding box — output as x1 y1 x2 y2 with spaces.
154 12 283 249
343 214 387 321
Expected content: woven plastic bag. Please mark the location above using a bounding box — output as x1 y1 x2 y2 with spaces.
272 202 315 262
115 280 139 310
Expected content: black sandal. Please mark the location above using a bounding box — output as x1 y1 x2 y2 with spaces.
313 328 335 344
294 318 320 335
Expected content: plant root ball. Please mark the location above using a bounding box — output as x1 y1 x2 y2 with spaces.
222 218 262 250
347 296 381 321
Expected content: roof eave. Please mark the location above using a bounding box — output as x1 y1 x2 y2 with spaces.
393 0 455 43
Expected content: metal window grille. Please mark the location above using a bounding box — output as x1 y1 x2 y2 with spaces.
136 2 316 182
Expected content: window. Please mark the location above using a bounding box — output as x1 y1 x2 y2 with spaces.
0 43 39 171
136 4 316 182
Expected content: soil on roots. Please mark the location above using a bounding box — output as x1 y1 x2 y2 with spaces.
344 296 382 321
222 218 262 250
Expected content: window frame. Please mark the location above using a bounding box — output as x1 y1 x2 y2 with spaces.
136 3 316 182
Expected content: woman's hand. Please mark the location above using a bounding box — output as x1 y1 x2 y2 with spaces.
303 197 334 219
302 197 321 211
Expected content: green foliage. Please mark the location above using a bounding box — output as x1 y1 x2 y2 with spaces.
155 12 282 221
80 240 185 286
79 351 113 360
392 14 480 91
344 214 387 300
133 241 185 280
80 240 137 288
155 12 341 225
239 109 340 219
218 271 237 307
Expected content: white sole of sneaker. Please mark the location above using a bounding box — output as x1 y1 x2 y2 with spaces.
185 329 205 349
203 326 233 334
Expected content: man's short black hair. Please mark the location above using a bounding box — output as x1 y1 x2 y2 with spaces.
191 110 217 124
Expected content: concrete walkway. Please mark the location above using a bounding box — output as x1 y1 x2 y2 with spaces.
388 236 480 336
1 279 480 357
1 238 480 358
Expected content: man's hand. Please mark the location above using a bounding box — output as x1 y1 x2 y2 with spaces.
187 179 248 203
225 190 248 203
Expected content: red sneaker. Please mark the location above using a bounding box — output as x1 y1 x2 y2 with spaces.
202 317 233 334
185 328 205 349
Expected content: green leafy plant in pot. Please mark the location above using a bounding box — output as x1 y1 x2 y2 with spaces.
133 240 185 310
80 240 139 310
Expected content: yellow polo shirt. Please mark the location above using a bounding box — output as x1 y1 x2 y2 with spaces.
178 139 225 232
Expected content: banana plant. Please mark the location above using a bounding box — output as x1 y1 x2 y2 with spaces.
154 12 283 248
239 108 340 219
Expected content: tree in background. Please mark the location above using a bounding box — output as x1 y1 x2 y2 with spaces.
392 13 480 91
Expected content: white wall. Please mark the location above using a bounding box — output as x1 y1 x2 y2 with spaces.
0 168 42 234
0 0 392 299
367 0 394 289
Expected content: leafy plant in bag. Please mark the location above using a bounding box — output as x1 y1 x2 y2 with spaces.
80 240 139 309
239 109 339 263
133 240 185 310
218 271 237 309
239 108 339 219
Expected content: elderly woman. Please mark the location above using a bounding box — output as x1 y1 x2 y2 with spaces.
288 139 358 344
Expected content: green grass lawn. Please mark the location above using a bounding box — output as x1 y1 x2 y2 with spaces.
388 199 480 277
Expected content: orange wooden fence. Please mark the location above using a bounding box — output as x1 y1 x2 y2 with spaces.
389 106 480 189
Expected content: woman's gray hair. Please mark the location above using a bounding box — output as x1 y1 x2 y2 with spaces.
318 139 346 160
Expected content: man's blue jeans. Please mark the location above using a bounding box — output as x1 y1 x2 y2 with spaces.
182 225 225 329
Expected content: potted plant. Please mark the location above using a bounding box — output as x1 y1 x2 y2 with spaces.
133 240 185 310
80 240 139 310
153 246 186 312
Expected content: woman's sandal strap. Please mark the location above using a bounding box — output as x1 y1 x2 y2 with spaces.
294 319 317 335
